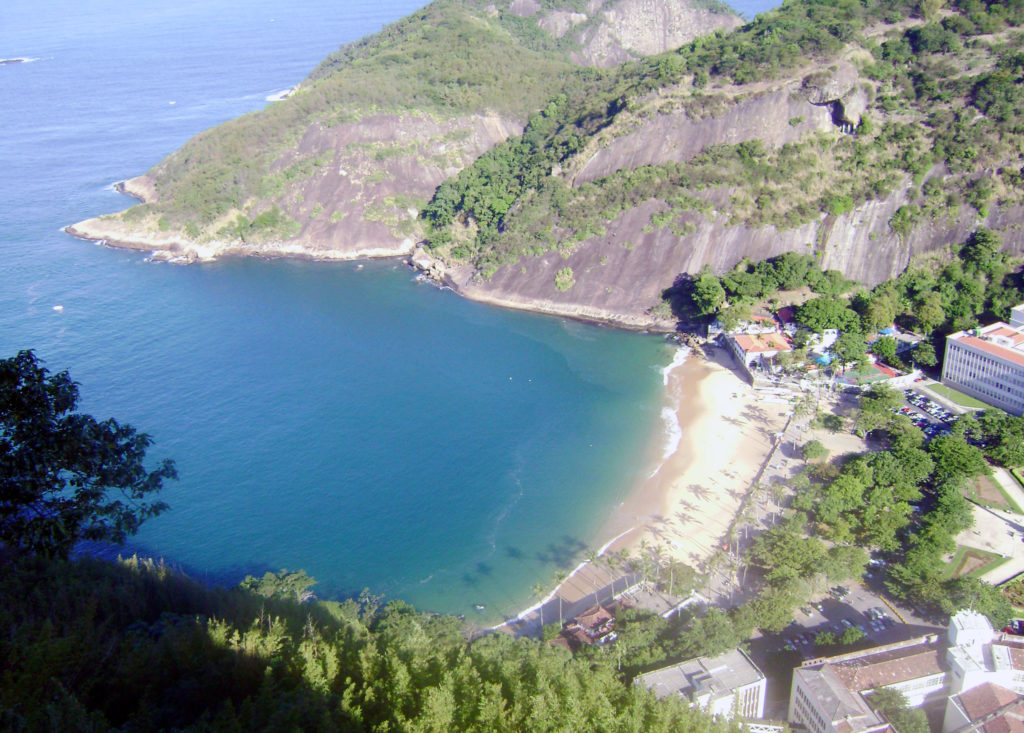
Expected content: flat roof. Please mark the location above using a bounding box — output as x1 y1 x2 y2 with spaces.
956 336 1024 367
636 648 764 702
950 321 1024 368
807 637 947 692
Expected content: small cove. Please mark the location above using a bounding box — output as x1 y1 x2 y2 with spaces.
0 0 686 621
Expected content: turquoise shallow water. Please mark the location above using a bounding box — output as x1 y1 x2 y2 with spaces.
0 0 690 620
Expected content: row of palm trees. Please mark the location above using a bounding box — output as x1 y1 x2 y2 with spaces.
532 539 697 630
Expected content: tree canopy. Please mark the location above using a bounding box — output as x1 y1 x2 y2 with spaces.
0 351 176 557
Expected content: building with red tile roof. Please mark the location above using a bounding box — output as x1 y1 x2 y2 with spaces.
944 683 1024 733
790 611 1024 733
725 331 793 383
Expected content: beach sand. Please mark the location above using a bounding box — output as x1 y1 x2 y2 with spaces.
549 347 790 608
494 346 792 632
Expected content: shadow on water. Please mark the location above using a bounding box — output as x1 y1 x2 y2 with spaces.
535 535 586 566
77 539 370 602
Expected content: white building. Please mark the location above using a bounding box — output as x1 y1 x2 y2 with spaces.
789 611 1024 733
941 305 1024 416
636 648 766 720
789 634 948 733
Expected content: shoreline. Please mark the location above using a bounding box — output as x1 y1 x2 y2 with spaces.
64 185 680 334
66 186 778 630
492 345 791 634
588 344 787 573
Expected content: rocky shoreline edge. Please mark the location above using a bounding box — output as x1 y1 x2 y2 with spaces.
64 185 680 334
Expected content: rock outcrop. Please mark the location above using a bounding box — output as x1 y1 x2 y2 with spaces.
567 0 742 67
69 0 738 268
66 0 1024 333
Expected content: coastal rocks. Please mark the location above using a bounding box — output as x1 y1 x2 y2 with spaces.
65 218 217 262
410 247 447 281
116 176 158 203
72 111 523 262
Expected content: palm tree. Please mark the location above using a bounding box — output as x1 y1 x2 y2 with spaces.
605 553 620 598
532 583 545 629
584 549 601 607
553 570 567 625
618 548 634 590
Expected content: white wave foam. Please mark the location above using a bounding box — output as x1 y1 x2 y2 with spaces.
659 404 683 462
265 88 293 102
650 345 690 471
661 345 690 386
488 527 638 631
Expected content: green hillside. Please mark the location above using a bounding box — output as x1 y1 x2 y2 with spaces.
424 0 1024 277
0 553 739 731
141 0 585 230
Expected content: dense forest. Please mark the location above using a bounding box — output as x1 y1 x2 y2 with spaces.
0 554 740 731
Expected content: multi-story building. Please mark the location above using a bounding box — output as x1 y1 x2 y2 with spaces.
941 304 1024 415
790 634 949 733
636 648 766 720
789 611 1024 733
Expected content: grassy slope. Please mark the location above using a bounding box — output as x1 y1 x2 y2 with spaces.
129 0 588 236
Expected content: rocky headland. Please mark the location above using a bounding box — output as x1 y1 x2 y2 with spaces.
67 0 1024 330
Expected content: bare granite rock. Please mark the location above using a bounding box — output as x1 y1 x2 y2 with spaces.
508 0 541 17
537 10 588 38
571 0 741 67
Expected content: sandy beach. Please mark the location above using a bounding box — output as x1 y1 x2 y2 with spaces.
537 346 791 615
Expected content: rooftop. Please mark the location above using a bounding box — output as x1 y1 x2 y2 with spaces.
732 332 792 354
957 683 1021 721
637 648 764 703
803 637 947 693
950 321 1024 368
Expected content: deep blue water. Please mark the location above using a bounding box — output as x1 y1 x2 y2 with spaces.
0 0 737 620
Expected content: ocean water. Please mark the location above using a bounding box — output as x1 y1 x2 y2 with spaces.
0 0 705 620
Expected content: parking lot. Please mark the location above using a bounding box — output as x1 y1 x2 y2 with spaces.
898 388 959 441
772 584 914 654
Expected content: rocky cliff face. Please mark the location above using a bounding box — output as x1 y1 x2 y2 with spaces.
67 0 1024 331
511 0 741 68
421 48 1024 330
71 112 520 262
426 188 1024 331
570 0 742 67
